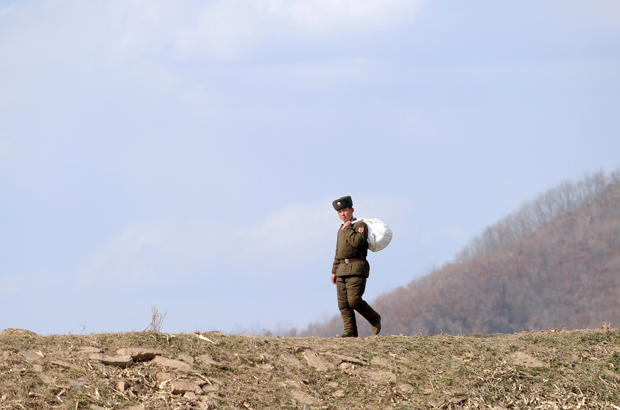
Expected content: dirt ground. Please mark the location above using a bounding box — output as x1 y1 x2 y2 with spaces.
1 326 620 409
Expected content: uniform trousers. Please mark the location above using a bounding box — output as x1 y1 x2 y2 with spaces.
336 275 381 336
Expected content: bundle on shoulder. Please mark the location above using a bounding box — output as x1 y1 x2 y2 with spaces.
357 218 393 252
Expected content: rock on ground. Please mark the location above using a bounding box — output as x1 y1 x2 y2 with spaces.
117 347 163 361
302 351 335 371
171 381 203 395
89 353 133 368
153 356 192 372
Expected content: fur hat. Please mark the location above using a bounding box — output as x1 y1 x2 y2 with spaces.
332 196 353 211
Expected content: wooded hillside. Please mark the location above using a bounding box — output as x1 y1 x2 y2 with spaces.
297 170 620 337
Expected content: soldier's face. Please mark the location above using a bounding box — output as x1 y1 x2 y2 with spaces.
338 207 354 223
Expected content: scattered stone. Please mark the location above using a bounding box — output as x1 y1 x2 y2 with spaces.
19 349 43 361
197 353 229 370
184 391 197 399
125 405 145 410
398 383 414 393
365 369 397 383
153 356 192 372
290 389 316 405
77 346 103 354
326 382 339 388
280 354 305 369
208 377 224 385
90 405 106 410
171 381 203 395
50 359 83 372
0 328 38 336
340 362 354 370
324 353 366 365
192 378 208 387
198 396 220 409
156 372 174 382
2 351 10 360
370 356 392 368
39 374 54 385
507 352 547 368
32 364 43 372
255 363 274 371
278 379 302 389
288 345 309 353
117 381 130 391
334 389 345 398
56 348 70 357
302 351 335 371
202 384 220 393
89 353 133 368
117 347 163 361
178 354 195 364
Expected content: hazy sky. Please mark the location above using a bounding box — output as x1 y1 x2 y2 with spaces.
1 0 619 335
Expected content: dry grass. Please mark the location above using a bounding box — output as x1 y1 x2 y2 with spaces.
1 326 620 409
143 306 167 333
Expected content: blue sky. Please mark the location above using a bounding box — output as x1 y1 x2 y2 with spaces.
1 0 619 335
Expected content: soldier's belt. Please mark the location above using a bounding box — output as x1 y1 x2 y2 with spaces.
340 258 366 265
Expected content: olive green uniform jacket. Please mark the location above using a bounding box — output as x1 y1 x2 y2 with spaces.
332 219 370 278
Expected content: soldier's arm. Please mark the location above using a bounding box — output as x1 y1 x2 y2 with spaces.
343 223 368 248
332 229 341 275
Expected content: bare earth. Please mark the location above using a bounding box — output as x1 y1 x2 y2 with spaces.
1 327 620 409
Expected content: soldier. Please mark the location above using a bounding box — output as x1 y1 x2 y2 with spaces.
331 196 381 337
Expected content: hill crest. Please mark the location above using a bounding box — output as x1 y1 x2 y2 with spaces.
2 327 620 409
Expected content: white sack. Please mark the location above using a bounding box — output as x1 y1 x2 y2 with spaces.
358 218 392 252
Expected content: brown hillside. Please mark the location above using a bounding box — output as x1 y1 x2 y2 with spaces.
298 170 620 337
2 327 620 409
376 172 620 336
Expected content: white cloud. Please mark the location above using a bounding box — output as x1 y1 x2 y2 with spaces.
77 222 177 286
76 196 406 285
171 1 261 60
284 56 378 84
104 0 423 61
76 203 334 286
256 0 422 32
240 202 335 267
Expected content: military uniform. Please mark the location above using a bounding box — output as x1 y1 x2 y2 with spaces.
332 196 381 337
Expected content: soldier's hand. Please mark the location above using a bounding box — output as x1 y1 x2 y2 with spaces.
331 273 337 284
343 220 352 227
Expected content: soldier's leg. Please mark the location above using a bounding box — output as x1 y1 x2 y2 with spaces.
346 276 381 327
336 276 358 336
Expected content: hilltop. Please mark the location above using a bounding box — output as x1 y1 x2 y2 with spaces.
2 327 620 409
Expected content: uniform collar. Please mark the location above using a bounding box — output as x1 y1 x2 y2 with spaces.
340 217 357 229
